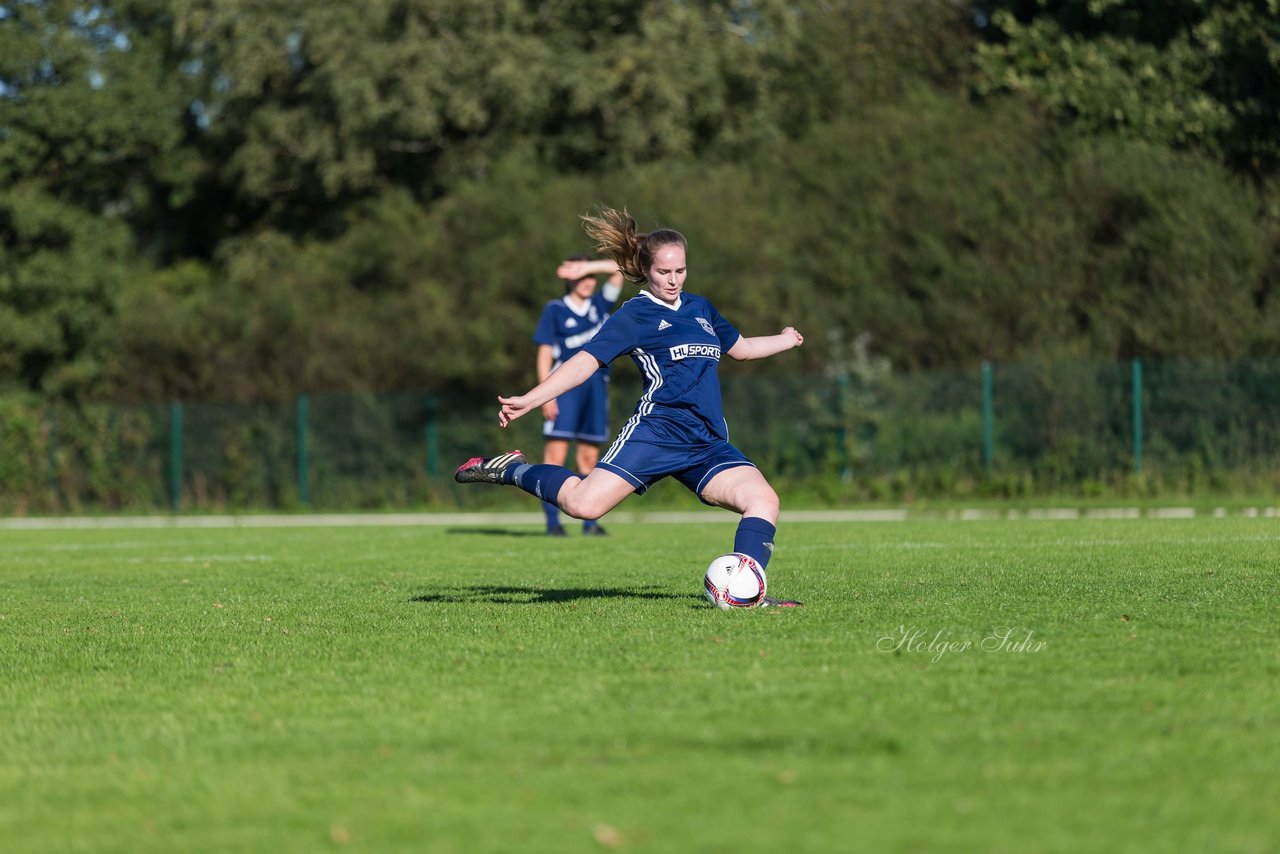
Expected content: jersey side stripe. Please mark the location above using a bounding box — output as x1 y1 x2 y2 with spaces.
637 349 662 417
635 348 662 418
602 351 655 464
602 348 662 465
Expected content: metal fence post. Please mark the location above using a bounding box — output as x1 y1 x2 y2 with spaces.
46 402 58 501
981 361 994 474
836 373 850 482
1132 359 1143 474
425 392 439 479
169 401 183 512
296 395 310 506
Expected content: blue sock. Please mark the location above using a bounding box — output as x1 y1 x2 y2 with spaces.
507 463 580 506
542 500 561 530
734 517 776 570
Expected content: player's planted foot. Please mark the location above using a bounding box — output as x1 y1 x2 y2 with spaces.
546 525 567 537
760 596 803 608
454 451 527 484
582 524 608 536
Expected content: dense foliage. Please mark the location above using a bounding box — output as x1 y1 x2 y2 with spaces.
2 0 1278 404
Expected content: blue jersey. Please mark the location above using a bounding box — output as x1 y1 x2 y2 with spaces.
533 290 618 375
583 291 741 446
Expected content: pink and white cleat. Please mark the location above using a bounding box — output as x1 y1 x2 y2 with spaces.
453 450 527 484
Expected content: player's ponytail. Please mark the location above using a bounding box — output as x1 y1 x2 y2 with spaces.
581 207 686 285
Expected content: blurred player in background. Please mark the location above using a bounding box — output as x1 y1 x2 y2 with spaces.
533 254 624 535
457 208 804 606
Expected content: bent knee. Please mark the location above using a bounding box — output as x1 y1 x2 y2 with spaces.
559 491 604 521
746 486 780 521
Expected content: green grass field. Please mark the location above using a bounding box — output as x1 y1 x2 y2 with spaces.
2 516 1277 852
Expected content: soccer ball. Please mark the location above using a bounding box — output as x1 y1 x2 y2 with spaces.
703 553 767 609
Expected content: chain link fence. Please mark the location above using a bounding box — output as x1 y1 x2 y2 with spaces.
3 358 1279 514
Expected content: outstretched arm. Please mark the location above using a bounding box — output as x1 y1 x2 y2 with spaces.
499 351 602 427
727 327 804 361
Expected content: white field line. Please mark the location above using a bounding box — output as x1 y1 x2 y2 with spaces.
0 506 1275 530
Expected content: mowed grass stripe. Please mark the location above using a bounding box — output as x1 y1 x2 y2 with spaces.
0 519 1277 852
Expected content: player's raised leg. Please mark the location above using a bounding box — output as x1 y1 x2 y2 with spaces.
555 466 634 522
453 450 528 483
454 453 634 522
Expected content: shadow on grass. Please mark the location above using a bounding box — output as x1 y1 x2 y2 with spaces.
443 528 546 537
411 585 702 605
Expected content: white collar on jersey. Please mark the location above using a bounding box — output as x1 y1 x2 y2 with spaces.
561 294 593 317
639 289 682 311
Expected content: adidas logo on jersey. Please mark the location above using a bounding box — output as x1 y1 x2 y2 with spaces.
657 320 672 331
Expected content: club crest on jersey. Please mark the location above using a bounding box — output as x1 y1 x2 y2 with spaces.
696 317 715 336
669 343 721 361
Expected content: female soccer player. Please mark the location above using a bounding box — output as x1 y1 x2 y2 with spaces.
456 207 804 606
533 255 623 536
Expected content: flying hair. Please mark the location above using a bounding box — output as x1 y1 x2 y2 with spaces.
580 207 687 285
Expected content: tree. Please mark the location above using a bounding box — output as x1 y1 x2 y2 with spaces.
162 0 973 237
973 0 1280 176
1 1 198 392
0 184 129 394
0 1 201 241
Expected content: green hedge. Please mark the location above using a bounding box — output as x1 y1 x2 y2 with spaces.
4 359 1280 513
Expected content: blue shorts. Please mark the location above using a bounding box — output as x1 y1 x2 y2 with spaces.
595 438 756 504
544 373 609 443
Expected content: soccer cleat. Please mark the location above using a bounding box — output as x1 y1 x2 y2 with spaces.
581 524 608 536
546 525 568 537
760 596 803 608
453 450 526 484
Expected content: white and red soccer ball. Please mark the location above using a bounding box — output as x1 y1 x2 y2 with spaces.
702 552 767 609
